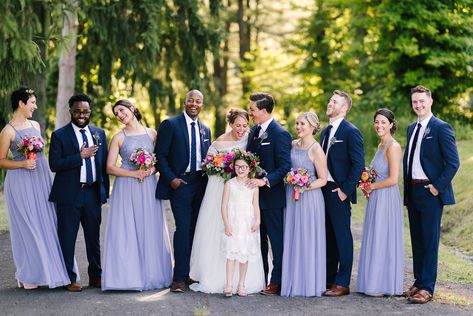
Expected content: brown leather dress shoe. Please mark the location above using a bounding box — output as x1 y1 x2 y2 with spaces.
89 277 101 288
185 278 198 286
409 290 433 304
171 281 186 293
402 285 418 297
323 285 349 297
260 283 280 296
326 283 335 290
65 282 82 292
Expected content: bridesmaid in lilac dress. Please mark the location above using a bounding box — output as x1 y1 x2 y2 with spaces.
0 87 72 289
102 99 172 291
281 112 327 297
357 108 404 296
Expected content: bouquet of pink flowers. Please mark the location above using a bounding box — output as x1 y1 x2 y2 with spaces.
129 148 156 182
284 168 313 201
202 151 236 180
358 166 377 198
17 134 45 160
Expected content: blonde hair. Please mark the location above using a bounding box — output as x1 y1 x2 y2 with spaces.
298 112 321 135
333 90 352 112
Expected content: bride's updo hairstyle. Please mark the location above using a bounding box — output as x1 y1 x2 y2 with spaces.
298 112 321 135
226 108 249 124
112 99 143 121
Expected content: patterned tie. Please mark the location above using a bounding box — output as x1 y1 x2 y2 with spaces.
322 125 333 153
190 122 197 174
80 129 94 185
407 123 422 181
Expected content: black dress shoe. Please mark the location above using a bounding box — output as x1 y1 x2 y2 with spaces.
185 278 198 286
89 277 101 288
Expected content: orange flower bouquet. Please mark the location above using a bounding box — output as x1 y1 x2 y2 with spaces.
358 166 377 198
17 135 45 160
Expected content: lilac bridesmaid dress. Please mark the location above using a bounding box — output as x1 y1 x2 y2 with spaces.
4 124 72 288
281 145 326 297
357 147 404 296
102 131 172 291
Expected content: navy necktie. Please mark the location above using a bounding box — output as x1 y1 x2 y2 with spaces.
407 123 422 180
322 125 333 153
80 129 94 185
251 125 262 149
190 122 197 174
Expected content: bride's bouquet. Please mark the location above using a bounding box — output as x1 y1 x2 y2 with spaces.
129 148 156 182
202 151 236 180
17 134 45 160
284 168 312 201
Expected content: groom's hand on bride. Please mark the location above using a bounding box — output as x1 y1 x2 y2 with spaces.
331 188 348 201
170 178 187 189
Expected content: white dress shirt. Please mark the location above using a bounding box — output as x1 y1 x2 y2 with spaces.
325 117 344 182
258 117 274 137
71 123 97 183
183 112 203 172
407 114 432 180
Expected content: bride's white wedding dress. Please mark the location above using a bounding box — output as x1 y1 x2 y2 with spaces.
189 135 265 294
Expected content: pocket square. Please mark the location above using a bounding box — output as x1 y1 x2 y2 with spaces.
333 140 343 144
261 142 270 146
425 136 433 140
203 139 209 142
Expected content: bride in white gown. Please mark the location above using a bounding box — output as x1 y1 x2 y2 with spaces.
190 109 265 294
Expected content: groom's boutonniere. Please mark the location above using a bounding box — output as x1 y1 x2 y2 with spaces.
199 126 205 138
329 136 340 147
258 131 268 142
423 127 431 138
93 132 101 146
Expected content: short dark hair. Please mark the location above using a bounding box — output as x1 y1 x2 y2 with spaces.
68 93 92 108
410 85 431 97
11 87 35 111
374 108 397 134
249 93 275 113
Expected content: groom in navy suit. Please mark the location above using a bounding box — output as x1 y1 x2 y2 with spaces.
320 90 364 297
49 94 109 292
246 93 291 295
403 85 459 304
155 89 211 293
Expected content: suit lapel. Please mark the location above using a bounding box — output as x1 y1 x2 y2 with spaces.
66 123 80 153
179 114 190 158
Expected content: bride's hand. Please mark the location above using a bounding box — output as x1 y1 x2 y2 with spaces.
224 225 233 237
251 221 260 232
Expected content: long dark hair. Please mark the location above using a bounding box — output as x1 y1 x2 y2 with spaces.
374 108 397 134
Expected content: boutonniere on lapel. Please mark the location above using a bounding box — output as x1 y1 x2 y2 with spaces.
423 127 431 139
329 136 341 146
93 132 101 146
258 131 268 142
199 126 205 138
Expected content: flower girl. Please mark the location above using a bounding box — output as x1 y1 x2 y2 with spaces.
221 155 261 297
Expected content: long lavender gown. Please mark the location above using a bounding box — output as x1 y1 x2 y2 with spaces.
281 145 326 297
357 147 404 296
4 124 72 288
102 131 172 291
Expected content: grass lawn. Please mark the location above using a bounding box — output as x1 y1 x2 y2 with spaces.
0 193 8 232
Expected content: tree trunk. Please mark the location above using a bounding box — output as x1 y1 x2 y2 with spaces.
55 0 79 130
238 0 251 95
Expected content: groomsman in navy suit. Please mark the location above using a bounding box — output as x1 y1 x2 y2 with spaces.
155 89 211 293
403 85 459 304
320 90 364 297
246 93 291 295
49 94 109 292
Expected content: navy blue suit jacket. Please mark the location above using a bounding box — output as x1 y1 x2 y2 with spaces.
247 120 291 210
49 123 110 205
155 113 211 200
320 119 364 204
403 116 460 206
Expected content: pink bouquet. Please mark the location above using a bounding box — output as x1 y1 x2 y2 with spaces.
17 135 45 160
284 168 313 201
358 166 377 198
202 151 236 180
129 148 156 182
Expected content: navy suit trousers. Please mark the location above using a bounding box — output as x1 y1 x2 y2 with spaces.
407 182 443 294
260 207 284 285
322 182 353 288
56 185 102 283
169 173 205 282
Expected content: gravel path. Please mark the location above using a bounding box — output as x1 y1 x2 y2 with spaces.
0 201 472 315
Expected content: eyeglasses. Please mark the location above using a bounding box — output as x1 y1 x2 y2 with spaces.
71 110 91 116
234 165 249 171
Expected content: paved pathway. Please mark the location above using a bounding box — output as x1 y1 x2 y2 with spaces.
0 202 472 315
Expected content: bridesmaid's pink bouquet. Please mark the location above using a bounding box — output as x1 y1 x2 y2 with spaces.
17 134 45 160
129 148 156 182
284 168 312 201
358 166 377 198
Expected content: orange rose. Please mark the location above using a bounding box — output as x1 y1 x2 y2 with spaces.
361 171 368 181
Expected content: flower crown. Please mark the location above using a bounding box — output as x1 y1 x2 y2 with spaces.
231 148 266 178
